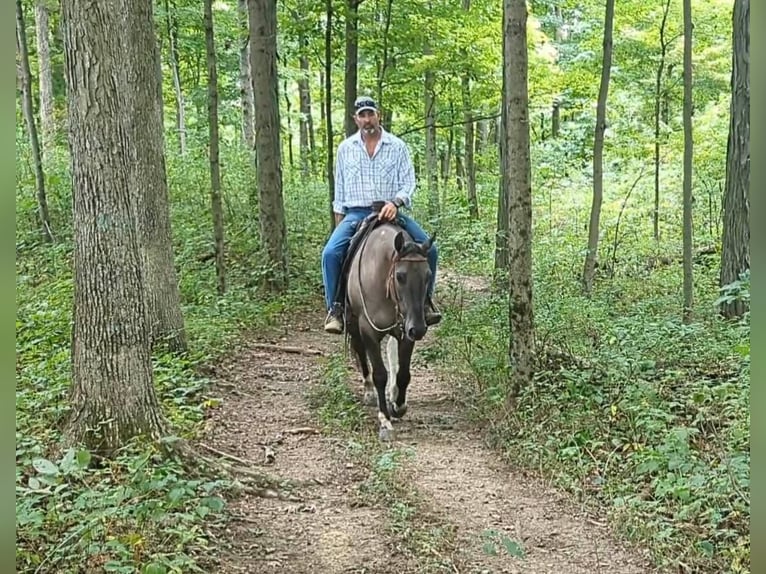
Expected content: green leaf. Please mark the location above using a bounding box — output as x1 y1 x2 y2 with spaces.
32 458 59 476
143 564 167 574
500 536 525 557
104 562 135 573
28 476 41 490
76 449 92 468
202 496 225 512
481 541 497 556
698 540 714 556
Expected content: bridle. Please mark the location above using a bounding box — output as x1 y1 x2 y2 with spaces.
357 238 429 335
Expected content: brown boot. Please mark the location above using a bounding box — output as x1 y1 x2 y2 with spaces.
425 298 442 326
324 303 344 334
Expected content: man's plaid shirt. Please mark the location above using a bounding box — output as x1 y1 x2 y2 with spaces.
332 128 416 214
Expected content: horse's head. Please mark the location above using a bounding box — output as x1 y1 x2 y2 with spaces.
390 230 435 341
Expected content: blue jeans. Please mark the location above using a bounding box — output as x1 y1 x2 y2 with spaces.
321 207 438 310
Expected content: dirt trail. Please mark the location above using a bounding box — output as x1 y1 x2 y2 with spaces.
202 307 654 574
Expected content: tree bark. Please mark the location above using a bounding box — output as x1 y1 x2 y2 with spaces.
124 0 187 351
424 42 439 218
164 0 186 155
298 42 314 181
61 0 166 454
682 0 694 323
238 0 255 149
344 0 360 137
204 0 226 296
653 0 671 242
504 0 534 402
16 0 53 244
325 0 335 231
249 0 289 292
462 0 478 220
34 0 56 153
582 0 614 295
719 0 749 319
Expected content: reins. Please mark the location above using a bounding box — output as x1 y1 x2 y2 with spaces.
356 232 428 334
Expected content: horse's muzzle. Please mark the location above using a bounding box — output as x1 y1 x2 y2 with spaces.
405 322 427 341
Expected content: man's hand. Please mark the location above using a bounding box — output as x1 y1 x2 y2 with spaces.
334 212 345 226
378 201 398 222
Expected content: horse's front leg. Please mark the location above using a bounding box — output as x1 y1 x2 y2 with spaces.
349 319 375 406
365 335 394 441
388 336 413 419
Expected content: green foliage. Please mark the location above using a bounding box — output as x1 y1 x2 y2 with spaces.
430 235 749 573
16 139 332 572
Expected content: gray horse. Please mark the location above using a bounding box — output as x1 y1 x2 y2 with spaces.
344 220 435 441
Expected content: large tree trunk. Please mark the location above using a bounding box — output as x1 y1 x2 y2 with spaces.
324 0 335 230
125 0 187 351
61 0 165 453
681 0 694 323
344 0 360 137
16 0 53 244
35 0 56 153
720 0 749 319
250 0 289 292
164 0 186 155
204 0 226 296
238 0 255 149
582 0 614 295
503 0 534 402
653 0 671 242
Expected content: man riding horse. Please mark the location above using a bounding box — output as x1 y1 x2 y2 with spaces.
321 95 441 334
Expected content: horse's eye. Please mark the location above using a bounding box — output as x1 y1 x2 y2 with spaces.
396 271 406 284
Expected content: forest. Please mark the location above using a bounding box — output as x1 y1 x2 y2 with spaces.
16 0 749 572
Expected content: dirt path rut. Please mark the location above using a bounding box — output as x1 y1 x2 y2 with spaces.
201 310 654 573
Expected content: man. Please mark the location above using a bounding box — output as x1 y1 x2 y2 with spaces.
321 95 441 334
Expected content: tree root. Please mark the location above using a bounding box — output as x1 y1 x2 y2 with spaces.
164 438 301 500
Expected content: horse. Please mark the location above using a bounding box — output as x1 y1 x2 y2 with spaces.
342 216 435 441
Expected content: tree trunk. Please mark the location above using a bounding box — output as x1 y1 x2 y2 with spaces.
653 0 671 242
462 73 478 220
35 0 56 153
238 0 255 149
125 0 187 351
682 0 694 323
494 28 509 276
504 0 534 402
204 0 226 296
298 38 314 180
344 0 360 137
424 43 439 218
376 0 393 118
16 0 53 244
325 0 335 231
283 77 294 169
250 0 289 292
551 101 560 137
164 0 186 155
582 0 614 295
720 0 749 319
61 0 165 453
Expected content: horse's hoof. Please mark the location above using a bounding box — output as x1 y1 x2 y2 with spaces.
363 391 377 407
389 402 407 419
378 427 394 442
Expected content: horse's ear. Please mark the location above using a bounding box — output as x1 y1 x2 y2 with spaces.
420 232 436 253
394 231 405 253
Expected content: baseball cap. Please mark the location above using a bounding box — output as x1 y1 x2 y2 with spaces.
354 96 378 114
